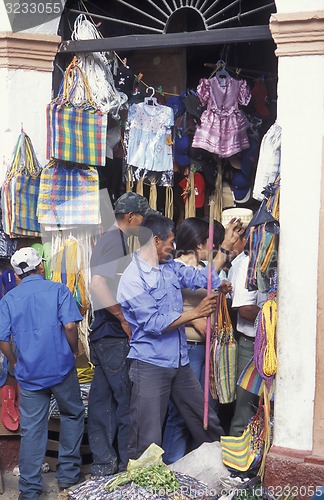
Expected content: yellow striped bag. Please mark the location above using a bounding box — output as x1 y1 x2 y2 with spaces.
210 293 237 404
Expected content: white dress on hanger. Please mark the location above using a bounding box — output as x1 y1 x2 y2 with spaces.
126 102 174 172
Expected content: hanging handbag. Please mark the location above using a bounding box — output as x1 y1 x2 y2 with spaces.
46 57 108 166
37 160 101 227
1 131 42 238
210 293 238 404
220 388 271 477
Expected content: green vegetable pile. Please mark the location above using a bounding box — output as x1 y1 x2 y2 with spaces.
104 464 180 494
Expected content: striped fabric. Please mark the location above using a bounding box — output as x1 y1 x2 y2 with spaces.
46 101 108 167
11 174 41 235
221 427 257 472
37 161 101 227
1 132 42 238
210 294 237 404
238 358 275 399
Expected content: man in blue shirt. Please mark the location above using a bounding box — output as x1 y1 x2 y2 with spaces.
0 247 85 500
117 214 237 460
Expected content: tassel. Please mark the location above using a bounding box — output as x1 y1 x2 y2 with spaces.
165 186 174 219
136 175 144 196
149 180 158 210
213 159 223 222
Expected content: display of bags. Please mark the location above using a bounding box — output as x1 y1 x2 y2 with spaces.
1 131 42 238
37 160 101 227
46 57 108 166
210 293 238 404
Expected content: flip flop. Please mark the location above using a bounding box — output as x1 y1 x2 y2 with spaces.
31 242 43 259
2 269 16 294
1 385 19 431
42 241 52 280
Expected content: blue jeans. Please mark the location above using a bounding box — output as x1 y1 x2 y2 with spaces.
19 369 85 500
87 337 130 476
162 342 219 464
128 360 223 460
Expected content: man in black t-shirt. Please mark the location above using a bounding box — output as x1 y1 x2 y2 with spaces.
88 192 152 477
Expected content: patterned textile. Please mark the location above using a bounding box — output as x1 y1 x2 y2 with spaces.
46 58 108 166
221 390 271 478
69 472 211 499
210 293 237 404
47 102 108 166
192 76 251 157
1 132 42 238
37 161 101 227
126 102 174 172
10 174 41 235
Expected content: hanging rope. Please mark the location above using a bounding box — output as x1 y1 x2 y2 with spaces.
71 14 128 118
254 297 278 380
165 186 174 220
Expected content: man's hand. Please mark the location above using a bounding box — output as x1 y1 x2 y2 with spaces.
219 279 232 294
120 319 132 340
195 293 218 319
191 318 207 337
222 218 244 251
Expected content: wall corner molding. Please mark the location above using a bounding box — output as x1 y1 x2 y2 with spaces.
270 11 324 57
0 32 60 71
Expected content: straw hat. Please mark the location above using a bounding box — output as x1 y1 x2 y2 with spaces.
221 207 253 228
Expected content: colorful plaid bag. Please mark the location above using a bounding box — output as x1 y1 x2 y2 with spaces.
37 160 101 227
210 293 237 404
46 57 108 166
1 131 42 237
221 388 271 477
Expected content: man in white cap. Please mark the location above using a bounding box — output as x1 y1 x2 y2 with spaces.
0 247 85 499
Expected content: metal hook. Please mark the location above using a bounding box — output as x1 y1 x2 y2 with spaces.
146 86 155 98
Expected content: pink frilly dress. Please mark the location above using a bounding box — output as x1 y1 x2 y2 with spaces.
192 75 251 158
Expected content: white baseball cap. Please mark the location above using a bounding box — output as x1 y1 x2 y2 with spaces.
11 247 43 276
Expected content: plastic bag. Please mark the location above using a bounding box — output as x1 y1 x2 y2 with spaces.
127 443 165 472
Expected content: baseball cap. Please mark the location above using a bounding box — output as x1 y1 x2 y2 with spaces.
11 247 43 276
114 192 152 216
179 172 206 208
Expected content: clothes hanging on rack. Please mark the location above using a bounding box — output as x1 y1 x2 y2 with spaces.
192 74 251 158
253 122 281 202
126 101 174 173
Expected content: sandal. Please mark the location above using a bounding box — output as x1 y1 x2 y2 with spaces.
1 385 19 431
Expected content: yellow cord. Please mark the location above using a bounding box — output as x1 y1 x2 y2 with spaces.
262 299 278 377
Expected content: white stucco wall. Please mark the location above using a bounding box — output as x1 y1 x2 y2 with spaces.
0 68 53 184
272 0 324 452
276 0 324 14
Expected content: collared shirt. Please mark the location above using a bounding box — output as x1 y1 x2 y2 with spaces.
90 225 131 341
117 254 220 368
0 274 82 390
228 252 267 337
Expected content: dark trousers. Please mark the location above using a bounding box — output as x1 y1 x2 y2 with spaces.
229 334 259 437
88 337 130 475
128 360 224 460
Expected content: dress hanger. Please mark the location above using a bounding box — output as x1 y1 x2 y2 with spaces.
215 60 230 80
144 86 158 106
